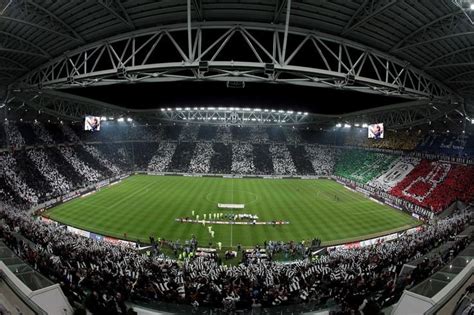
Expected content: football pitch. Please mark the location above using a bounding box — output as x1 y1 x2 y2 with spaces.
45 175 420 247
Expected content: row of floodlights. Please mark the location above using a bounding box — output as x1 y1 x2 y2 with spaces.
335 123 369 128
160 107 308 115
182 117 286 122
100 117 133 122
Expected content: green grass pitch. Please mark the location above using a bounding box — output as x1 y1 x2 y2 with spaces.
45 175 420 248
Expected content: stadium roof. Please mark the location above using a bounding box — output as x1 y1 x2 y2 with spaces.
0 0 473 125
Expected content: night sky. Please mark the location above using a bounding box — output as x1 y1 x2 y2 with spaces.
66 81 407 115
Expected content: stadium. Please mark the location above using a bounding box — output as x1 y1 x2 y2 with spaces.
0 0 473 314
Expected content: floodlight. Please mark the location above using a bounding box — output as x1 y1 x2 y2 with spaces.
471 3 474 10
344 124 351 128
117 117 124 122
100 116 107 121
336 123 342 128
354 123 360 127
127 118 133 122
362 123 368 128
109 117 114 120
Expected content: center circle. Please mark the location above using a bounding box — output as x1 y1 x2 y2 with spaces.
206 190 258 205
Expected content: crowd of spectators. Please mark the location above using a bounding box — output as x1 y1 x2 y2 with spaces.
269 144 297 175
167 143 196 172
343 130 420 151
0 152 38 205
5 122 26 147
0 203 470 314
147 142 177 172
418 133 474 157
188 142 213 173
288 145 315 175
27 148 72 196
59 146 102 183
231 143 255 174
209 143 232 174
284 127 302 144
17 122 39 146
369 156 420 191
215 125 232 143
390 160 474 212
334 149 398 184
178 125 199 142
92 143 132 171
62 124 80 143
83 145 122 176
249 126 270 143
305 145 337 176
32 122 55 145
252 144 274 175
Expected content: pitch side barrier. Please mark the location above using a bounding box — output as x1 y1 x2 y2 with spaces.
145 171 330 180
331 176 434 220
32 173 132 215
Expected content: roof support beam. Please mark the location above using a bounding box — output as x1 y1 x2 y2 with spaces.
424 45 474 67
0 56 28 70
281 0 291 65
447 69 474 82
187 0 193 61
394 31 474 53
272 0 288 24
97 0 135 30
0 31 51 58
24 0 84 42
426 62 474 70
192 0 203 21
391 11 465 52
0 47 48 58
9 22 457 102
341 0 398 36
0 16 81 42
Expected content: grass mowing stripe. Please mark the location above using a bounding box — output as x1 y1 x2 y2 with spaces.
46 175 421 248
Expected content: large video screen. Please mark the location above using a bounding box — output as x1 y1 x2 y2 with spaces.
368 123 384 139
84 116 101 131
